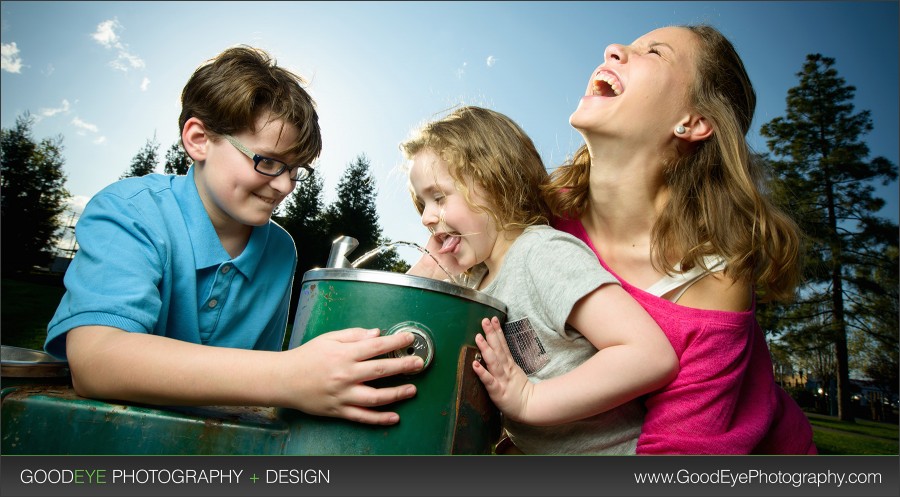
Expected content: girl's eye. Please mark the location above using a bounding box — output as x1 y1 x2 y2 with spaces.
648 48 660 56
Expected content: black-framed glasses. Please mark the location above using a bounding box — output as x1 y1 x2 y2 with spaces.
222 134 313 182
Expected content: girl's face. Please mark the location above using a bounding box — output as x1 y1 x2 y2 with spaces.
569 26 699 141
195 115 299 232
408 148 499 271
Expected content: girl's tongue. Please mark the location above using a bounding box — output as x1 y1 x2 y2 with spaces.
439 235 461 254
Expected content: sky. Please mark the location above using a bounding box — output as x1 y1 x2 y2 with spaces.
2 1 898 266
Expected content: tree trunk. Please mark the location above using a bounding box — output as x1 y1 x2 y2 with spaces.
825 178 853 422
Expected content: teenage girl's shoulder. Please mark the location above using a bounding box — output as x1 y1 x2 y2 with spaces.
677 271 752 312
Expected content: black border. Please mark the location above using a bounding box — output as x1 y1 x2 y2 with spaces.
2 454 898 497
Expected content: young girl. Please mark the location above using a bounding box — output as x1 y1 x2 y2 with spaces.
404 106 677 454
548 25 816 454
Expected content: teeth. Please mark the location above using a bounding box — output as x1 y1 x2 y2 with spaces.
593 72 622 96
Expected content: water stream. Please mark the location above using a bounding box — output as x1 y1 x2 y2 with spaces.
349 241 462 285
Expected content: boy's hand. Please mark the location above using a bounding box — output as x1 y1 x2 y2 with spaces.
284 328 424 425
471 316 534 423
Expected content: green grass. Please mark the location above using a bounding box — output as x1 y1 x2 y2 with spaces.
812 430 898 455
808 414 899 440
1 277 66 351
808 413 899 455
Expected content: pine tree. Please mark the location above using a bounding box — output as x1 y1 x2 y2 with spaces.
163 141 191 175
325 154 406 271
278 172 331 320
121 135 160 179
760 54 898 421
1 113 71 274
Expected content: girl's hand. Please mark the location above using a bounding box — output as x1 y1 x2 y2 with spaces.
471 316 534 422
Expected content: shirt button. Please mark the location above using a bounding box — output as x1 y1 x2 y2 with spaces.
221 265 231 274
208 299 218 308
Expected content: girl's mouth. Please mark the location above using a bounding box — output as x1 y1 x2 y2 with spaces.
592 70 623 97
435 232 462 254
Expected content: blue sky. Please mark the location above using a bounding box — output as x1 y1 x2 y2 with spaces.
2 1 898 265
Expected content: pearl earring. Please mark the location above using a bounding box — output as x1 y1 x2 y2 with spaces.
675 125 687 135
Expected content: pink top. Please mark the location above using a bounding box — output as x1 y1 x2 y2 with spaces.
556 218 816 454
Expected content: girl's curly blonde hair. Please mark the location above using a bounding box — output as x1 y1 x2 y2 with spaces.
401 106 551 232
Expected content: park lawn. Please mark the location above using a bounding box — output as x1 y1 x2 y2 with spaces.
808 413 899 455
808 414 898 440
812 429 899 455
1 277 65 351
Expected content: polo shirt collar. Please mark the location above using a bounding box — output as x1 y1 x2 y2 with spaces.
175 167 268 278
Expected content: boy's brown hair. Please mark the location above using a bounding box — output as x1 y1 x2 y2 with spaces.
179 45 321 166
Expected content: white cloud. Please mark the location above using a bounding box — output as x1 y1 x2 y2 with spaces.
140 77 151 91
38 99 71 119
92 18 145 72
110 50 145 71
72 117 99 134
1 42 23 73
486 55 497 67
43 63 55 76
92 19 120 47
71 117 106 145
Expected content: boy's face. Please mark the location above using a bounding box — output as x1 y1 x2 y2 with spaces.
196 115 300 231
408 148 499 271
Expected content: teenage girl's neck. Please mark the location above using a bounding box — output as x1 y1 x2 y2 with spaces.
582 143 666 268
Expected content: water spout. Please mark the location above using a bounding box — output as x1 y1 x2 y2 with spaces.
326 236 359 268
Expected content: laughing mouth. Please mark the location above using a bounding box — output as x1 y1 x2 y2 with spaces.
592 71 622 97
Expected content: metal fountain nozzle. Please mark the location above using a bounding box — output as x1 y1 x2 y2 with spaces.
326 236 359 268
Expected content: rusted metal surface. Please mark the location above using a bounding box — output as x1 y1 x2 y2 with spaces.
450 346 502 454
1 384 289 455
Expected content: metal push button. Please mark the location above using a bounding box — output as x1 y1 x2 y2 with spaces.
385 322 434 372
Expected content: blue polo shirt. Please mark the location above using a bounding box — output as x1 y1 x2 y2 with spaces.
45 168 297 360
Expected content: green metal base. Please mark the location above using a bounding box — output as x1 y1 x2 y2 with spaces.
1 384 289 455
1 376 500 455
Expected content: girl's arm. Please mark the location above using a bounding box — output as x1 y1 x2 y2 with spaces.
472 284 677 426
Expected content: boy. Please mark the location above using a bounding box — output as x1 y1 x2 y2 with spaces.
45 46 421 425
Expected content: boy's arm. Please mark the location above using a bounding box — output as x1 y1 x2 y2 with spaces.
67 325 423 425
473 285 677 426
